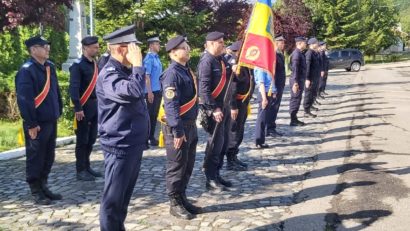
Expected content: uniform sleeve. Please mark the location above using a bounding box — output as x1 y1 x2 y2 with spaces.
69 63 83 112
305 51 313 81
291 53 300 81
15 68 38 128
198 57 217 110
161 71 184 138
102 67 146 104
230 75 238 110
143 55 153 76
54 68 63 116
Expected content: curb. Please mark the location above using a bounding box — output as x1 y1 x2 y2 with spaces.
0 136 76 161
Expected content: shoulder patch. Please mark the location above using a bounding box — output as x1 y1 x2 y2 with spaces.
22 62 33 68
164 87 176 100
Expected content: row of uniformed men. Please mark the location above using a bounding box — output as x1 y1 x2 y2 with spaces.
15 24 329 230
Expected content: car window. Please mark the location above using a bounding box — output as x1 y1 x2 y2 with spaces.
329 52 339 59
341 51 349 58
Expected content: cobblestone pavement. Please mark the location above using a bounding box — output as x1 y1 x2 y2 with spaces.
0 72 349 231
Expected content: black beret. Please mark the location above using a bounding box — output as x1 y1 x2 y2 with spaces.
295 36 307 42
103 25 142 45
229 41 242 52
81 36 99 46
275 35 285 41
206 31 224 41
165 35 187 52
307 37 319 45
25 36 50 48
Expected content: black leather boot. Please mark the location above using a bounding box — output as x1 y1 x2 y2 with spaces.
206 179 227 192
29 182 51 205
169 194 194 220
181 192 202 214
41 179 62 200
217 174 232 187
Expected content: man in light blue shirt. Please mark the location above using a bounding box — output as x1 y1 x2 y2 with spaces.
143 35 163 147
254 68 277 148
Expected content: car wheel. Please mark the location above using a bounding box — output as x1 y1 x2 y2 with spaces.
351 62 361 72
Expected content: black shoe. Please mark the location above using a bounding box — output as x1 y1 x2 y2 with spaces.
268 129 283 137
304 111 317 118
318 94 325 99
29 182 51 205
217 175 232 187
255 143 269 149
149 138 159 147
206 179 227 192
77 170 95 181
233 156 248 168
87 168 103 178
226 160 247 171
290 119 305 126
169 195 194 220
310 106 319 111
41 180 62 200
314 100 322 105
181 193 202 214
323 91 329 95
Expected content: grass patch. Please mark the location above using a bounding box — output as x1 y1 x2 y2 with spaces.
0 119 75 152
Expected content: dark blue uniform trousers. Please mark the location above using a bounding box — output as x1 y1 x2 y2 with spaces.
227 101 249 156
204 108 231 180
146 91 162 141
304 75 320 110
24 121 57 184
319 73 328 93
267 86 285 132
75 113 98 172
164 121 198 196
255 92 275 145
99 145 144 231
289 78 305 117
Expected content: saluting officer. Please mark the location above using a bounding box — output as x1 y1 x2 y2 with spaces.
161 35 202 220
267 35 287 137
303 37 321 118
318 41 329 97
224 40 254 171
198 31 233 192
69 36 102 181
289 36 307 126
97 25 149 231
144 35 163 147
15 36 63 205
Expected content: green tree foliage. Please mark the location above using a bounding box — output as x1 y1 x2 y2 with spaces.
305 0 399 55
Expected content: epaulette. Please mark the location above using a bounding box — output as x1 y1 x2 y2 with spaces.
106 67 116 72
46 60 55 66
102 53 110 57
74 58 82 64
22 61 33 69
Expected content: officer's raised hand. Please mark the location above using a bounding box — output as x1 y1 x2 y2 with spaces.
28 126 41 140
174 135 187 150
126 43 142 67
213 108 224 123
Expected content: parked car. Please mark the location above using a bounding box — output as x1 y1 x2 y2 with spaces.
327 48 365 72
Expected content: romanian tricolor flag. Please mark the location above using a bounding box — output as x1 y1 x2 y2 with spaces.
238 0 276 79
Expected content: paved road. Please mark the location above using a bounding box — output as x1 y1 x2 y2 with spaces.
0 62 409 231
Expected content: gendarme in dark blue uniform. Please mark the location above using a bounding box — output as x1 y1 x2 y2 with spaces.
267 35 287 136
160 35 202 220
15 36 63 205
319 41 329 96
69 35 102 181
97 25 149 231
224 40 254 171
303 38 321 116
289 37 307 126
198 31 233 191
